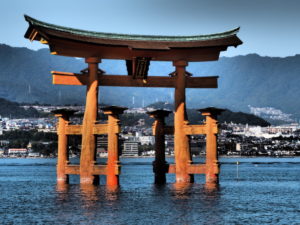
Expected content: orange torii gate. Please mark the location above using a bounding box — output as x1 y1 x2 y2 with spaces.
24 15 242 187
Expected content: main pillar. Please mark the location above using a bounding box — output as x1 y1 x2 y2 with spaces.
53 109 76 184
199 107 224 186
102 106 127 186
80 57 101 184
148 110 171 184
173 60 193 183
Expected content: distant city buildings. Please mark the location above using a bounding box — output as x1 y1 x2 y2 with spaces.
8 148 28 156
228 122 298 138
0 105 300 157
123 141 139 156
249 105 294 122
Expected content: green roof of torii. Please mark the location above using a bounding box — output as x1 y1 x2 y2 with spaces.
25 15 240 43
24 15 242 60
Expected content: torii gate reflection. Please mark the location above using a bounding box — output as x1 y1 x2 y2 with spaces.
24 15 242 188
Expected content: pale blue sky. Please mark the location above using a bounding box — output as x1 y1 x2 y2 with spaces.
1 0 299 57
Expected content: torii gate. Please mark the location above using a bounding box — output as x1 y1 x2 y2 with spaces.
24 15 242 187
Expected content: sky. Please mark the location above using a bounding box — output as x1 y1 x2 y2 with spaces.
0 0 299 57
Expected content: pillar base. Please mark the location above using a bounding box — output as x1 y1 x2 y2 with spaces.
106 175 119 186
107 163 120 186
205 161 220 184
154 175 166 185
57 175 69 184
175 161 194 184
175 173 193 184
80 175 99 185
56 182 69 192
204 182 219 191
206 174 219 184
153 161 168 184
106 185 119 193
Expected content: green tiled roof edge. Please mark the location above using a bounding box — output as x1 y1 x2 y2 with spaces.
25 15 240 42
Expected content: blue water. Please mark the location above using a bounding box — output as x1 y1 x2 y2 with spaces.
0 157 300 224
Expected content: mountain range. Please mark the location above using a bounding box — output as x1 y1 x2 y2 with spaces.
0 44 299 122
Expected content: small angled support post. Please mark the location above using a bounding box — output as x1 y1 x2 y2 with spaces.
198 107 224 187
148 109 171 184
102 106 127 186
52 109 77 184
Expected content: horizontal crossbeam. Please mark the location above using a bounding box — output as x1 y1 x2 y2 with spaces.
52 71 218 88
184 125 206 135
93 124 109 134
64 124 108 135
65 125 82 135
65 165 80 174
92 165 108 175
64 165 120 175
168 164 207 174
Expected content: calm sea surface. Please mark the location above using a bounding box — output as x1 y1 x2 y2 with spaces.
0 157 300 225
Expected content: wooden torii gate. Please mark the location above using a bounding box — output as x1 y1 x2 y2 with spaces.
24 15 242 187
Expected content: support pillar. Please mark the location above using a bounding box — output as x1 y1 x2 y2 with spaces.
173 60 193 183
148 110 171 184
102 106 127 186
199 107 224 185
80 57 101 184
52 109 76 184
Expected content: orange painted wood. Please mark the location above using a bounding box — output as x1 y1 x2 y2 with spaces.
106 114 120 185
92 165 108 175
56 115 69 183
65 165 80 174
93 124 108 134
79 58 100 184
168 164 176 174
102 107 126 186
65 124 109 135
187 164 206 174
184 124 206 135
65 125 82 135
205 115 219 184
167 164 206 174
52 71 218 88
65 165 119 175
173 60 193 183
52 71 88 85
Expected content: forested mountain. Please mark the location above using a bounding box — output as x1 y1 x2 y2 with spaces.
0 98 40 118
146 102 270 127
0 44 299 121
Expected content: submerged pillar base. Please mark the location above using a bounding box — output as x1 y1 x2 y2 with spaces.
57 175 69 184
80 175 99 185
102 106 127 187
153 161 169 184
206 161 220 185
106 163 120 186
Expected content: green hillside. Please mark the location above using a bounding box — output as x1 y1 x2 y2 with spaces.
0 44 299 122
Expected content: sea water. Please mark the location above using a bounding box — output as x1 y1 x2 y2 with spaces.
0 157 299 224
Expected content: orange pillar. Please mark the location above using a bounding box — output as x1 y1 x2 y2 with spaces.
147 110 171 184
173 60 193 184
80 57 100 184
199 107 224 185
53 109 76 184
103 106 127 186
